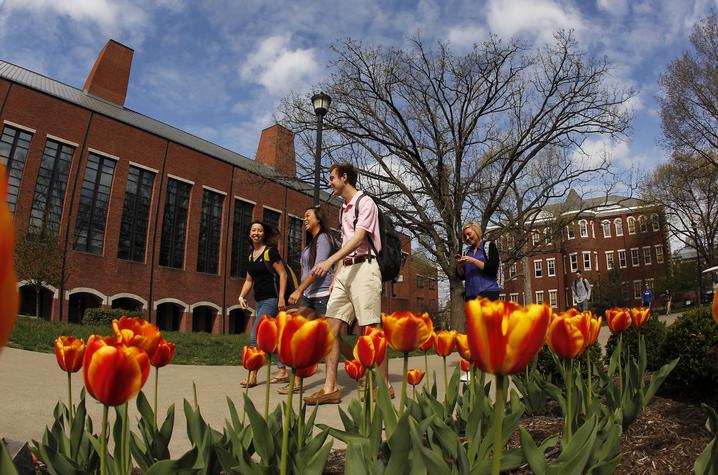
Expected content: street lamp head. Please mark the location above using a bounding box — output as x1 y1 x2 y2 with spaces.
311 92 332 117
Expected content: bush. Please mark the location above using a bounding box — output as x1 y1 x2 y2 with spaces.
82 307 145 325
658 306 718 402
535 343 603 384
604 316 667 371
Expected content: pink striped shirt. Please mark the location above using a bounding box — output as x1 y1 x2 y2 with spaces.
341 191 381 256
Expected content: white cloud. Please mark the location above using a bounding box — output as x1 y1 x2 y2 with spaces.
3 0 148 32
597 0 629 18
240 35 320 97
572 136 631 168
447 24 488 48
486 0 584 45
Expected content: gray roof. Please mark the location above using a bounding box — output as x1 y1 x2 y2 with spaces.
0 60 331 200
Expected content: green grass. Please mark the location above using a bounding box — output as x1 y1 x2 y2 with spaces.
8 315 432 366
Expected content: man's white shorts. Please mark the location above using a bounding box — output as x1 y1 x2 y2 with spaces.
325 259 382 327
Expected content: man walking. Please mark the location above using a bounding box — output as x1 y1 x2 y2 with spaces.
573 271 592 311
642 284 653 309
304 162 392 405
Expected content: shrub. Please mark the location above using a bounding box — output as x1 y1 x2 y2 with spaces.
82 307 145 326
604 316 667 371
535 343 602 384
658 306 718 402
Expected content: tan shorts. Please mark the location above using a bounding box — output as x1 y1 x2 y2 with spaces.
326 259 382 326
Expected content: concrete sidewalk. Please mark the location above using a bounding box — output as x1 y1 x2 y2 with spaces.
0 313 680 456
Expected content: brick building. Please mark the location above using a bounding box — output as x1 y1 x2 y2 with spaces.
499 191 670 311
1 39 437 333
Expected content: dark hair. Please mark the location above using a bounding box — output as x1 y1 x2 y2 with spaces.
306 206 332 266
329 162 358 187
247 220 277 247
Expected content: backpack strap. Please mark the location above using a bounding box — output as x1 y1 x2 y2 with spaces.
352 193 378 259
261 247 281 298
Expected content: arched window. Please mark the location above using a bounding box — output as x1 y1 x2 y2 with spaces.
614 218 624 236
578 220 588 238
601 220 611 238
627 216 636 234
544 227 552 245
638 215 648 233
651 213 660 232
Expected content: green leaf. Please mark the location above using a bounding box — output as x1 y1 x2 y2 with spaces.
145 447 199 475
519 426 547 475
385 411 411 474
345 441 371 475
0 440 20 475
243 394 275 462
302 439 334 475
409 417 453 474
693 439 718 475
642 358 679 407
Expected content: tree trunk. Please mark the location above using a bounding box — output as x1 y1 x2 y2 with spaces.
522 256 532 305
449 277 466 331
35 286 40 318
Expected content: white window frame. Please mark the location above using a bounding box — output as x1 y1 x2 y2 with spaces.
532 230 541 245
618 249 627 268
639 215 648 233
548 289 558 308
655 245 664 264
651 213 660 232
546 258 556 277
602 220 611 238
509 262 517 279
534 259 543 278
509 293 519 303
614 218 624 236
643 246 652 265
645 278 655 291
535 291 544 305
544 227 552 245
605 251 615 270
582 251 592 271
627 216 636 234
566 224 575 240
569 253 578 272
579 219 588 238
631 247 640 267
633 280 642 299
499 294 506 301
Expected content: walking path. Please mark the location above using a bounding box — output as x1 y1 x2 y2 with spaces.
0 313 681 456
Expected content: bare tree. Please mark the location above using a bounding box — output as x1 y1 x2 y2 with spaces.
659 12 718 168
15 232 67 318
281 32 632 329
641 154 718 268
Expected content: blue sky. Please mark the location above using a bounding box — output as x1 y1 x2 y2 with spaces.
0 0 714 172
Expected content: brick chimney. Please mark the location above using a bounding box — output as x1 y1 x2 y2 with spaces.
255 124 296 177
83 40 134 107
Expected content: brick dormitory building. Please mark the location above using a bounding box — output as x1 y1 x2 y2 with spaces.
0 39 438 333
498 191 670 311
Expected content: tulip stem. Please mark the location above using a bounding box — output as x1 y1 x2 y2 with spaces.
587 350 593 406
368 369 374 421
265 361 272 420
400 353 409 415
122 402 130 474
67 372 73 423
618 333 623 396
280 372 296 475
412 385 416 400
100 404 108 475
442 356 448 400
298 376 304 449
566 359 573 440
241 368 250 426
491 374 505 475
424 352 430 390
154 366 159 428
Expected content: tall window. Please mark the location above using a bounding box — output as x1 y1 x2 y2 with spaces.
532 230 540 245
651 214 660 231
614 218 624 236
534 260 542 278
601 220 611 238
639 215 648 233
118 166 154 262
569 253 578 272
583 251 592 270
287 215 303 272
535 291 544 305
655 245 664 264
197 189 224 274
74 153 116 254
547 258 556 277
631 248 640 267
579 220 588 238
544 227 552 245
263 208 281 233
230 200 254 277
159 178 192 269
509 262 517 278
633 281 642 299
642 246 652 265
566 224 575 239
627 216 636 234
0 125 32 211
509 293 519 303
548 289 558 308
618 249 627 268
29 140 75 236
605 251 615 270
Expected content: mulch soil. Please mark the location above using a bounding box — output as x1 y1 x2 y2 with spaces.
322 396 711 474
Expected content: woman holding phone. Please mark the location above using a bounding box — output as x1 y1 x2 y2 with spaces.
455 221 501 301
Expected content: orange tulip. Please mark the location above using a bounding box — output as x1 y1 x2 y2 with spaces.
344 360 366 380
605 307 632 334
584 312 602 346
54 336 85 373
713 292 718 326
434 330 457 357
630 307 650 328
546 311 587 360
256 316 278 353
242 346 266 371
0 164 18 352
419 332 435 351
113 316 162 358
150 338 176 368
456 333 472 361
460 359 472 372
465 298 551 375
381 311 434 352
407 369 425 386
276 311 334 370
296 364 318 378
353 327 387 368
83 335 150 406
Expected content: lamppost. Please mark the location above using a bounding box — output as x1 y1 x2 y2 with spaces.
311 92 332 206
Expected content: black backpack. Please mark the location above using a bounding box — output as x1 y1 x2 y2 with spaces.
352 193 403 282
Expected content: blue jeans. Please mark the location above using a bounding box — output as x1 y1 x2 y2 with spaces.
300 295 329 316
250 297 284 369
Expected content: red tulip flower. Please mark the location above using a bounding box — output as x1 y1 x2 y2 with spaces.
55 336 85 373
276 311 334 370
150 338 176 368
344 360 366 380
456 333 472 362
113 316 162 358
434 330 457 357
630 307 650 328
296 364 318 378
256 316 279 353
0 164 18 352
584 312 602 347
605 307 632 334
83 335 150 406
353 327 387 368
419 332 435 351
546 311 587 360
460 359 472 372
407 369 425 386
381 311 434 352
242 346 266 371
713 292 718 327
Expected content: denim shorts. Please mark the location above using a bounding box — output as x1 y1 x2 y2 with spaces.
300 295 329 316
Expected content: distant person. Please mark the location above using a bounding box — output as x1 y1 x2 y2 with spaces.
237 221 289 388
572 271 592 311
664 289 672 315
642 284 653 309
455 221 501 301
